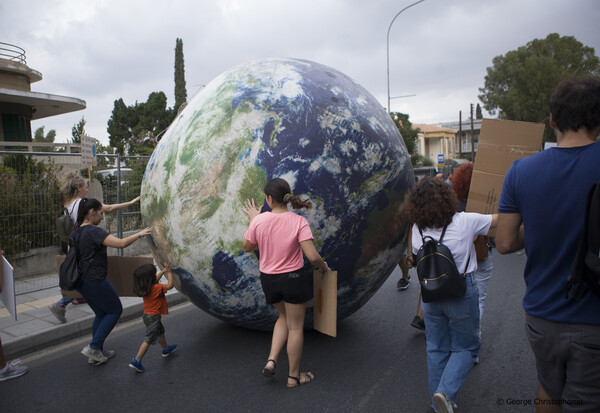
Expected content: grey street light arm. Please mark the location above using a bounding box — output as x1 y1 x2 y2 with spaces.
386 0 426 113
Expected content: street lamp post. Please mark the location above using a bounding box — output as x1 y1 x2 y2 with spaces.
386 0 426 113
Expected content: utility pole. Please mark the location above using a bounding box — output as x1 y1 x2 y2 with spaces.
458 110 462 158
470 104 475 161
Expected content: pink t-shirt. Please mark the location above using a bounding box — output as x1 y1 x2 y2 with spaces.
244 211 314 274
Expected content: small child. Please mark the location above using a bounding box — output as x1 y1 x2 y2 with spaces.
128 262 177 373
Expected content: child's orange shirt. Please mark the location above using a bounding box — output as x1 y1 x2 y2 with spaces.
143 283 168 315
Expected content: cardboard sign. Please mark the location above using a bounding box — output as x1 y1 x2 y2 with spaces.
56 255 154 298
80 135 97 167
313 270 337 337
1 256 17 321
467 119 544 215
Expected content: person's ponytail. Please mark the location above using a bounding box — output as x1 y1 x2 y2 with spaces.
264 177 312 210
288 195 312 210
77 198 103 226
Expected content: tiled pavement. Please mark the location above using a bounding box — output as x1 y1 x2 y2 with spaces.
0 271 185 360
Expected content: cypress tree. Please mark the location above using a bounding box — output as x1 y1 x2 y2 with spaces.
475 103 483 119
174 38 187 113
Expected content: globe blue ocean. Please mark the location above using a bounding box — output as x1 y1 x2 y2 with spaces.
141 57 414 330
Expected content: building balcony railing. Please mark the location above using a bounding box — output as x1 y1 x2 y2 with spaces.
0 42 26 64
0 141 81 153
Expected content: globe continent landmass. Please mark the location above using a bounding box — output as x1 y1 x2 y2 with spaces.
141 57 414 330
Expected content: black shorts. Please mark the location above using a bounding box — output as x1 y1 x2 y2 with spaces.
260 270 313 305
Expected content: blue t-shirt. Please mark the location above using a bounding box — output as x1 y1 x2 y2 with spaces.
499 141 600 325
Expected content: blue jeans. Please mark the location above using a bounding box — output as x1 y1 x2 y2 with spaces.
77 279 123 350
473 251 493 321
422 273 480 407
58 297 73 307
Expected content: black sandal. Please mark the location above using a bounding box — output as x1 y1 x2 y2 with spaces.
287 372 314 388
262 359 276 378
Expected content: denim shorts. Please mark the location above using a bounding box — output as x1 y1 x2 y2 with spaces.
143 314 165 345
525 313 600 411
260 270 312 305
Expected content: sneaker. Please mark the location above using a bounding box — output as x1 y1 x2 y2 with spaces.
433 392 454 413
0 360 28 381
88 349 116 365
81 345 108 364
49 303 67 323
410 315 425 331
397 278 410 290
128 359 145 373
162 344 177 358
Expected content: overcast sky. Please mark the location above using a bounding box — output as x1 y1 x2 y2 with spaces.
2 0 599 145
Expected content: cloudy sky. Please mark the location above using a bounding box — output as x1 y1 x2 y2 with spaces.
2 0 599 145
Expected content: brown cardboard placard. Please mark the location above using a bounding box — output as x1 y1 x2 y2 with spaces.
56 255 154 298
313 270 337 337
467 119 544 216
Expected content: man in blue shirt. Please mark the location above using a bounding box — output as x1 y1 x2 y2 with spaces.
497 77 600 413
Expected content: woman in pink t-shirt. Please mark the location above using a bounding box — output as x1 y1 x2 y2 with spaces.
242 178 329 388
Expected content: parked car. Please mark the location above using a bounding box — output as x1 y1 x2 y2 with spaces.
97 168 132 183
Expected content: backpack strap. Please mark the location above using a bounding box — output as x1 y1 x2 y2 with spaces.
567 180 600 301
439 225 448 243
418 225 448 244
462 253 471 276
67 200 79 223
71 226 93 280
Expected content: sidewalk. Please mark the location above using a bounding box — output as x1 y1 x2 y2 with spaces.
0 271 186 360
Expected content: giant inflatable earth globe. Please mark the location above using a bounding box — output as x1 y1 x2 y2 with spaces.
141 57 414 330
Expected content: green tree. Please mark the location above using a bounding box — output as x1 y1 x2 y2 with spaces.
174 37 187 113
107 98 136 155
478 33 600 141
476 104 483 120
33 126 56 152
71 117 86 144
107 92 175 156
94 141 111 168
390 112 422 166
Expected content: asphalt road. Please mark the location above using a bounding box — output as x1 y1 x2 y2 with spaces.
1 252 537 413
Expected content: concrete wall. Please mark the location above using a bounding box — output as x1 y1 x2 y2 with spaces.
10 231 152 280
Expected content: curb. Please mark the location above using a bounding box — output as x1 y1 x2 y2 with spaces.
4 292 187 360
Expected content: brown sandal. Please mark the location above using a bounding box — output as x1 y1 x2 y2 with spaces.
262 359 276 378
287 372 314 388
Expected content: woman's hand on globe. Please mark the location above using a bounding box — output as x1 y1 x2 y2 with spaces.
138 227 152 238
242 199 261 222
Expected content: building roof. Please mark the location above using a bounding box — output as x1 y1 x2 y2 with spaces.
438 119 483 130
413 123 456 133
0 87 86 120
0 53 86 120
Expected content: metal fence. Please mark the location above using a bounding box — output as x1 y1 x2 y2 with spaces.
0 147 149 294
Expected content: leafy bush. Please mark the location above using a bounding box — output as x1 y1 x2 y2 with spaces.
0 155 61 257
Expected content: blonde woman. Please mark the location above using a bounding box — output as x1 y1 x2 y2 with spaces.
49 171 140 323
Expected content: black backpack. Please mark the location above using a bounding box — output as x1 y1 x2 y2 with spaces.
415 225 470 303
56 204 76 243
566 181 600 301
59 226 91 290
